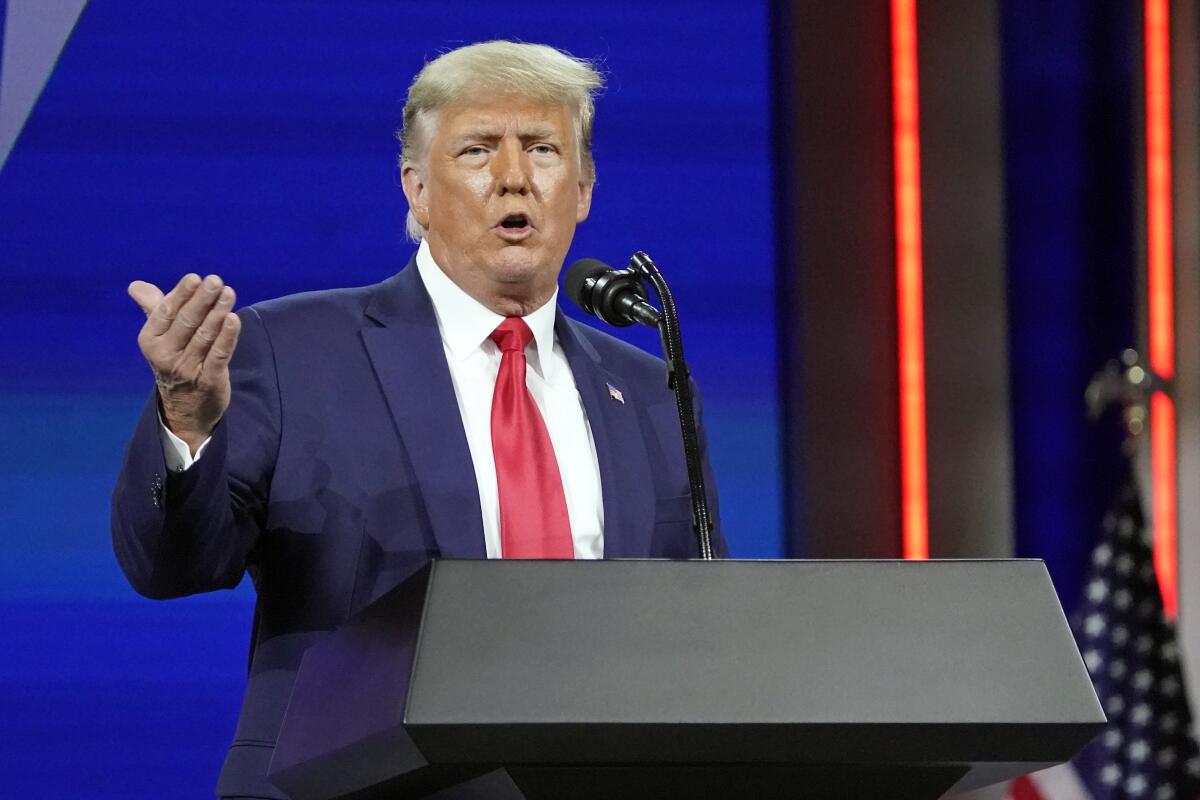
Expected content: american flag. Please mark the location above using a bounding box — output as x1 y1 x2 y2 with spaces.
1008 477 1200 800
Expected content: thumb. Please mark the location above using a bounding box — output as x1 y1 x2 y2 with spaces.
128 281 164 316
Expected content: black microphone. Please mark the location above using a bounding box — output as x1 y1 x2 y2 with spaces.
564 258 661 328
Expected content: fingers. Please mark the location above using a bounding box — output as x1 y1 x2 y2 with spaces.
162 274 226 351
128 280 165 316
133 273 240 382
202 311 242 372
137 273 201 337
181 285 237 366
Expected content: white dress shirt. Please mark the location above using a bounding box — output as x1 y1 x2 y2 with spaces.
159 240 605 559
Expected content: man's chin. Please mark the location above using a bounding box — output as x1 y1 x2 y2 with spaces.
489 250 555 284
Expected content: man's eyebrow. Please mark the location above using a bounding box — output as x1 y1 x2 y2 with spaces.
449 125 564 146
451 128 503 143
518 125 561 140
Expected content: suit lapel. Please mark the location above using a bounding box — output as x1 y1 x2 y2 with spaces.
361 263 486 559
557 314 656 558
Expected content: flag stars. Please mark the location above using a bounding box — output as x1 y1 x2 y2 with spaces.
1124 773 1148 795
1064 495 1200 800
1114 588 1133 610
1112 625 1130 646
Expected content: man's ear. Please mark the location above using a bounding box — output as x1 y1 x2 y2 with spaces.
576 178 594 224
401 163 431 229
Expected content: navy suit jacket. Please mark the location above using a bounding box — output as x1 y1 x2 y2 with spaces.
111 259 725 798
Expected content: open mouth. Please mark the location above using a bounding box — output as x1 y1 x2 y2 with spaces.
494 213 533 241
499 213 530 231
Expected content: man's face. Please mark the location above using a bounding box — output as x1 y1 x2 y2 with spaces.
401 94 593 316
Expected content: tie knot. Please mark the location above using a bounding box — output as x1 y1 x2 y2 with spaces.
490 317 533 353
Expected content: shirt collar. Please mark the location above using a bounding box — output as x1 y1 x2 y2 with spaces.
415 239 560 380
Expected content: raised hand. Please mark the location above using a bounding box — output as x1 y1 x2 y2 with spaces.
128 274 241 454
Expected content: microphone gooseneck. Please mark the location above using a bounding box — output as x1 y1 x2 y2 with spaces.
628 251 714 561
564 253 716 561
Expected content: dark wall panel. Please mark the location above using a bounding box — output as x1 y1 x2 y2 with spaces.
918 0 1013 558
775 1 900 558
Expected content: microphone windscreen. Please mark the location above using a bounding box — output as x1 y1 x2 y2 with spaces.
563 258 612 308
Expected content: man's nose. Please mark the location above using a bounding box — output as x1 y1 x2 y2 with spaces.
493 141 531 194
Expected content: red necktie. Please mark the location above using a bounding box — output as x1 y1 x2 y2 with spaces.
489 318 574 559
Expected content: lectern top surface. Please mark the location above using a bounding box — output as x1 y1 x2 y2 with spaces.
404 559 1103 727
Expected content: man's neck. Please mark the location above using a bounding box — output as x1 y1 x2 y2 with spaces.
421 240 555 317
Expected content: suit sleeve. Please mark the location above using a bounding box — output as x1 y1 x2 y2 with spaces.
111 307 282 599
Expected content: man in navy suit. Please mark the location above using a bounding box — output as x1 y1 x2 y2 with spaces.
112 41 724 799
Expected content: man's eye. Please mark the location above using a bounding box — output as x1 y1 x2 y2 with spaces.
460 146 488 157
529 144 557 155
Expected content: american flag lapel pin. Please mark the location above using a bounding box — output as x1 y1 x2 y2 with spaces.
607 383 625 404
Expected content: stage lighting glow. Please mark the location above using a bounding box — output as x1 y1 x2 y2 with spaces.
891 0 928 560
1144 0 1177 618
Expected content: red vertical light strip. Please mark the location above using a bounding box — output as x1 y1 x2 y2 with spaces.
1151 393 1178 618
1144 0 1178 618
890 0 928 560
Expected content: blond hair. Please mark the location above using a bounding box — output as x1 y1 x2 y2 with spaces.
398 41 604 241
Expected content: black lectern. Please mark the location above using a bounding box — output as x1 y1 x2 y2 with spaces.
268 559 1104 800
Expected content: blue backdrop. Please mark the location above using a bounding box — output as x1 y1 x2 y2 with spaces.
0 1 1151 796
0 3 779 795
1002 0 1139 614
